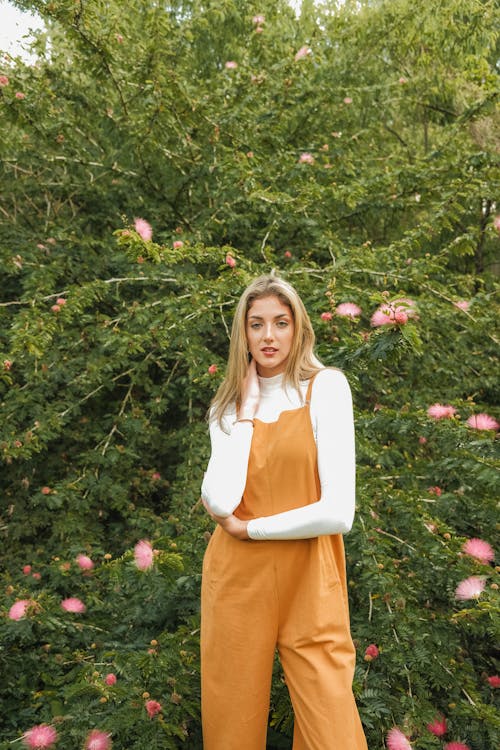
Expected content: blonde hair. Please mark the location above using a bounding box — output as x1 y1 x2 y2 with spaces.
211 274 323 427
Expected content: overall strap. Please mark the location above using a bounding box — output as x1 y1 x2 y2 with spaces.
305 372 319 403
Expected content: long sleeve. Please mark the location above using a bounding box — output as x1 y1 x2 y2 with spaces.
201 411 254 518
247 369 356 541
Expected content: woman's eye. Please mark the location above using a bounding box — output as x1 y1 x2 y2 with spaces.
251 323 261 329
277 321 288 328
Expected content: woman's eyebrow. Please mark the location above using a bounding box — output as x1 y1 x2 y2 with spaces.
248 313 289 320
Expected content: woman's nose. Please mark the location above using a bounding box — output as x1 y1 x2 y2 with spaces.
263 324 273 341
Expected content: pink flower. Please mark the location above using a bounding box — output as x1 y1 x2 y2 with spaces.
428 486 442 496
76 554 94 570
294 45 311 61
252 14 265 24
453 300 470 311
56 298 66 306
22 724 58 749
32 572 41 580
151 471 161 480
493 215 500 233
61 597 86 613
104 673 117 686
246 151 254 157
284 250 292 258
487 675 500 687
462 538 494 564
419 436 427 444
336 302 362 319
386 727 412 750
371 299 416 327
41 486 51 494
15 91 26 99
427 715 447 736
23 564 32 575
399 76 408 84
134 218 152 241
364 643 379 661
85 730 112 750
116 34 123 43
298 152 315 164
225 61 238 69
427 403 456 419
9 599 33 621
320 312 332 321
455 575 486 601
225 254 236 268
0 75 9 86
173 240 184 249
208 364 218 374
466 413 499 431
134 539 154 570
444 744 470 750
4 359 12 370
145 699 162 718
343 97 353 104
51 305 61 313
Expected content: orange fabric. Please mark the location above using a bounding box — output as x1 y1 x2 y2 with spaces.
201 376 368 749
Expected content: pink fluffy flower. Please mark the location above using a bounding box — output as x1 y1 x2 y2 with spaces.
294 45 311 61
225 61 238 69
22 724 58 749
364 643 379 661
104 673 117 686
493 215 500 233
85 730 112 750
453 300 470 311
134 539 153 571
208 364 218 374
336 302 362 319
386 727 412 750
173 240 184 249
298 152 315 164
76 554 94 570
9 599 33 621
145 699 162 718
61 597 86 613
454 575 486 601
15 91 26 99
427 403 456 419
225 254 236 268
134 218 152 241
252 14 265 24
462 538 494 564
151 471 161 480
371 299 416 327
427 715 447 736
487 675 500 687
320 311 332 321
428 486 442 496
466 413 499 431
343 96 353 104
23 564 32 575
444 744 470 750
0 75 9 86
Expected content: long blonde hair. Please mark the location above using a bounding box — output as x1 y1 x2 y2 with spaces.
211 274 323 427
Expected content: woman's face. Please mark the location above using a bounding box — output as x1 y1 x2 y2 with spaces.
246 295 295 377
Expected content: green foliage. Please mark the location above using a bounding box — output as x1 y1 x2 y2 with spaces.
0 0 499 748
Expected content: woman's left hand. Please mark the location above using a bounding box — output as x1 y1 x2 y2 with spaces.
202 498 250 540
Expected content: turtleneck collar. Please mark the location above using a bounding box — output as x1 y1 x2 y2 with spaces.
257 371 285 396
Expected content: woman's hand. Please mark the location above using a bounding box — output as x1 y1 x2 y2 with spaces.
239 358 260 420
202 497 250 541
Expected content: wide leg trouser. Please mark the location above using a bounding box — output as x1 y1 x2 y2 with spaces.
201 529 368 750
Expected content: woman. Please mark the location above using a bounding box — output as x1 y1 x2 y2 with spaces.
201 274 367 750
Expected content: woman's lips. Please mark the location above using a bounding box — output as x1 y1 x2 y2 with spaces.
261 348 278 356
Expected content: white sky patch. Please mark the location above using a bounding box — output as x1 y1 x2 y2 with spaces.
0 1 45 63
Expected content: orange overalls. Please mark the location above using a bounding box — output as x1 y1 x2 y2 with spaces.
201 375 368 749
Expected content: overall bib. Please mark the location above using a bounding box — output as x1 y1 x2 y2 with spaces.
201 375 368 749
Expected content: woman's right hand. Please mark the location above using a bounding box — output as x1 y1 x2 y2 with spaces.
239 358 260 420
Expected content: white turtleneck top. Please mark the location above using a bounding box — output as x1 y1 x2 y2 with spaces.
201 368 356 541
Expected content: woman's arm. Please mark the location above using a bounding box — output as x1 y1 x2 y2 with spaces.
247 369 356 540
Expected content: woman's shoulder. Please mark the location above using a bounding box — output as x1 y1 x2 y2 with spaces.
310 367 351 397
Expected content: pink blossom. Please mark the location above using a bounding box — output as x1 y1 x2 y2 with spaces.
371 299 416 327
134 218 152 241
104 673 117 686
428 486 442 496
343 97 353 104
444 744 470 750
255 25 264 33
298 152 315 164
208 364 218 374
225 61 238 69
9 599 33 621
427 715 447 736
145 699 162 718
386 727 412 750
61 597 86 613
487 675 500 687
23 564 32 575
284 250 292 258
427 403 456 419
466 413 499 431
76 554 94 570
134 539 154 570
41 486 51 494
294 45 311 61
15 91 26 99
0 75 9 86
85 730 112 750
320 312 332 321
493 215 500 233
364 643 379 661
462 538 494 564
419 436 427 444
4 359 12 370
151 471 161 480
252 14 265 24
22 724 58 749
453 300 470 311
116 34 123 43
173 240 184 249
399 76 408 84
246 151 254 158
455 575 486 601
56 298 67 306
32 572 41 580
336 302 361 318
225 254 236 268
51 305 61 313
